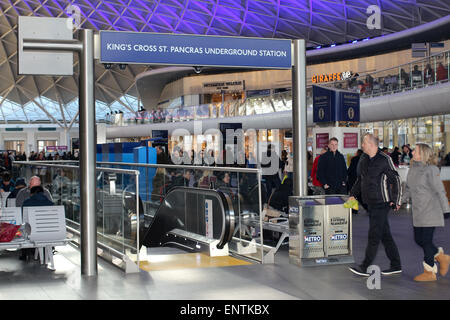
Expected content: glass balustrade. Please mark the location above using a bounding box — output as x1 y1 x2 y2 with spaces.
13 161 141 269
97 162 269 263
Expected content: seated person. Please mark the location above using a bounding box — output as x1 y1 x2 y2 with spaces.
0 171 15 193
22 185 54 207
19 185 54 261
16 176 53 208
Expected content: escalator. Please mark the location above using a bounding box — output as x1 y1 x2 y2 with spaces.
142 187 234 252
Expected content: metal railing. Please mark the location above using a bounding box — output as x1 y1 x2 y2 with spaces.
13 160 281 265
105 49 450 125
13 161 142 273
322 49 450 97
97 161 269 263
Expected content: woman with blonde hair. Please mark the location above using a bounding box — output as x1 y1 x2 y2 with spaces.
403 143 450 281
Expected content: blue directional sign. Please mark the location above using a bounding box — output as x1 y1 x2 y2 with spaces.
339 91 360 122
313 86 360 123
313 85 334 123
100 31 292 69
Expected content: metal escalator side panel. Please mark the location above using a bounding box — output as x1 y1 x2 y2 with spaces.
141 187 235 251
216 190 235 249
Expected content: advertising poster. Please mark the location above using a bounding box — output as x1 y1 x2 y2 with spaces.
343 132 358 148
316 133 329 149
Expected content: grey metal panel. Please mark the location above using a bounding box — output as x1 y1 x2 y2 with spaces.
326 205 350 256
301 206 325 258
18 16 74 76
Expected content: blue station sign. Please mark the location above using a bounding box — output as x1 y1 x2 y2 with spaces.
100 31 292 69
313 85 360 123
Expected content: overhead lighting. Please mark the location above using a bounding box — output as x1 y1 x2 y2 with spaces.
363 38 370 41
330 44 336 47
315 45 321 49
352 40 358 44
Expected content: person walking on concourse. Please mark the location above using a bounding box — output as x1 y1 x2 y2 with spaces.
402 143 450 281
348 133 402 276
316 137 347 195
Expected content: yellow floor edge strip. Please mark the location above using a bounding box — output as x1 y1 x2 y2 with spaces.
139 253 252 271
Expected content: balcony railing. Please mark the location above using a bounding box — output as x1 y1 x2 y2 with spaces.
106 49 449 126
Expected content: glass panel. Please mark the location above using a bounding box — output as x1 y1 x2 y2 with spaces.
13 162 140 267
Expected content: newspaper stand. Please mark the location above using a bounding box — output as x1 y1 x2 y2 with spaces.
288 195 354 266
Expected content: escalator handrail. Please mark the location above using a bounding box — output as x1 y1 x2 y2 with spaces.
154 186 235 250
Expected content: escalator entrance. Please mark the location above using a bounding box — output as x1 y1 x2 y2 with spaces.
139 187 252 271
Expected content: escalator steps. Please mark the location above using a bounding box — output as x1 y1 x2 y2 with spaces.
139 253 252 271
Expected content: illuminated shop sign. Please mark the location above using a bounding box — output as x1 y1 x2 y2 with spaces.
312 71 352 83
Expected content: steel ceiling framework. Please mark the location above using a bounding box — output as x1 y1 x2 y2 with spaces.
0 0 448 126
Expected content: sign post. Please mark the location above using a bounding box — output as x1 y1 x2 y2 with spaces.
292 40 308 197
19 17 97 277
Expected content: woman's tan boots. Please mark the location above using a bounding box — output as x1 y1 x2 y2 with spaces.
434 247 450 276
414 262 437 282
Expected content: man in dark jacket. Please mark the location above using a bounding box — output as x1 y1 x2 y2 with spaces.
348 133 402 277
19 185 54 261
316 137 348 194
22 186 54 207
15 176 53 208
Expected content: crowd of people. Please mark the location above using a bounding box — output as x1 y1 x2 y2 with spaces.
346 134 450 283
150 145 297 215
1 133 448 282
106 107 171 125
0 171 55 261
340 63 449 95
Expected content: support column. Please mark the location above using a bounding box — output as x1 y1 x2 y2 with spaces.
292 40 308 197
79 29 97 276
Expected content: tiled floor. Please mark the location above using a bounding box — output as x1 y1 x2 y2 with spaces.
1 208 449 300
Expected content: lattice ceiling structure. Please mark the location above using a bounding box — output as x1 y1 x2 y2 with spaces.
0 0 449 125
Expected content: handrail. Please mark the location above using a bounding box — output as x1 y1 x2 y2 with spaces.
66 219 137 252
143 186 235 250
321 49 450 87
66 225 130 261
97 161 261 174
13 160 140 175
363 49 449 78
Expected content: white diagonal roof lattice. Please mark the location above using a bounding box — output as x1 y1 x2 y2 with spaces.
0 0 449 125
